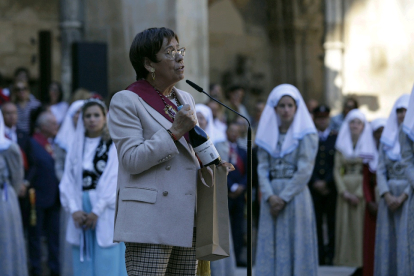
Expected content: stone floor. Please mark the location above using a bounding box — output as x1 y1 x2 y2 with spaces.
234 266 356 276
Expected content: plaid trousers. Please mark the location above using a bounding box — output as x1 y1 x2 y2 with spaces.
124 229 197 275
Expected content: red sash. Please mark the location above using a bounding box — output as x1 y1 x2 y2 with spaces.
126 80 189 142
33 133 54 157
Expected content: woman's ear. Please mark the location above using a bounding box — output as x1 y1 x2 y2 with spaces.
143 58 154 73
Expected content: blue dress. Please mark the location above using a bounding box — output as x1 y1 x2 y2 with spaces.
0 144 28 276
374 142 411 275
256 133 319 276
399 130 414 275
72 192 127 276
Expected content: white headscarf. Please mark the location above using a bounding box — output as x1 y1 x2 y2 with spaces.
381 94 410 160
370 118 387 132
255 84 316 158
195 104 226 144
335 109 378 171
54 100 85 151
60 99 110 213
403 84 414 141
0 111 12 150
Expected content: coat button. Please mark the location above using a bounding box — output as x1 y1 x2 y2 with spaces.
166 166 171 170
163 191 168 196
168 154 172 158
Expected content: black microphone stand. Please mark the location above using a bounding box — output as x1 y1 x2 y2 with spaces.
186 80 253 276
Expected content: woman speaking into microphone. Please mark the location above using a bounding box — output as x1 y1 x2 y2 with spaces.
108 27 232 275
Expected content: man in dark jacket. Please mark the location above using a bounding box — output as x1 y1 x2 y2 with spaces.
309 105 338 265
215 122 247 266
26 111 60 276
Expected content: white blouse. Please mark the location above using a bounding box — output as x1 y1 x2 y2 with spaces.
82 137 101 171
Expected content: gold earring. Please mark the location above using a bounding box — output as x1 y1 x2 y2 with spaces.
150 68 155 80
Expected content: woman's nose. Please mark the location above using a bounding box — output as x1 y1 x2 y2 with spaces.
176 53 184 62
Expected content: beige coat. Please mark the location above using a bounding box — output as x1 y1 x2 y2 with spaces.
107 88 200 248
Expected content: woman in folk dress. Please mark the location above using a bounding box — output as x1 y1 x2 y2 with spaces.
255 84 319 276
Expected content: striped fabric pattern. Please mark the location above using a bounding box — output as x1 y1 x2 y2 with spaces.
16 94 41 133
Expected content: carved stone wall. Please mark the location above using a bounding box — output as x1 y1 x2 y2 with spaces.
209 0 325 115
83 0 209 102
208 0 274 115
0 0 60 93
265 0 325 102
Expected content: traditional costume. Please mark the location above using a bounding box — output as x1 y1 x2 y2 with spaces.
333 109 377 267
54 100 84 276
362 117 385 276
255 84 319 275
374 94 411 275
0 111 28 276
399 87 414 275
59 100 127 276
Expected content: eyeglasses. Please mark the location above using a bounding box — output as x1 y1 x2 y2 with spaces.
165 47 186 60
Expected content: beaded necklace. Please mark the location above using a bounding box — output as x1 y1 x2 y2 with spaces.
154 88 182 119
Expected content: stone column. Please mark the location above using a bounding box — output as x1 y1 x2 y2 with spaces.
324 0 344 111
60 0 83 101
175 0 209 103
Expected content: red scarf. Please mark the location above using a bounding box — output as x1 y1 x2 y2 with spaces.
126 80 190 142
33 133 54 157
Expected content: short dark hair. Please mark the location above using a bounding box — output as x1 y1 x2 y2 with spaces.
129 27 179 80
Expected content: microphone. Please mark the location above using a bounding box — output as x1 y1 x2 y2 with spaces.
186 79 253 276
186 80 203 92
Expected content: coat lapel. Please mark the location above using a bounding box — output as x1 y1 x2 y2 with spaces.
137 95 193 157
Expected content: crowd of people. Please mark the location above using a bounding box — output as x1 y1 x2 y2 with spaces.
1 55 414 276
196 83 414 276
0 67 126 276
